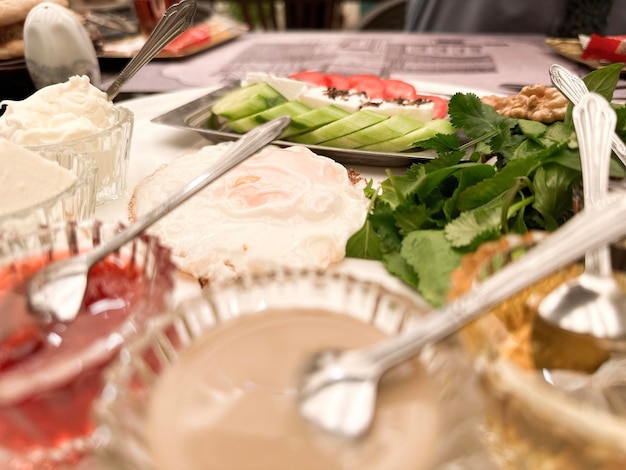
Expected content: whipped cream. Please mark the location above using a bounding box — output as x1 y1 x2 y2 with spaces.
0 138 76 217
0 75 114 145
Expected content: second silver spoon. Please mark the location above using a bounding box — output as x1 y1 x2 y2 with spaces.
106 0 197 100
298 190 626 439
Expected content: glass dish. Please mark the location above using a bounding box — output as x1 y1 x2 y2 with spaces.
0 150 98 232
26 105 134 204
449 232 626 469
0 220 176 469
93 266 497 469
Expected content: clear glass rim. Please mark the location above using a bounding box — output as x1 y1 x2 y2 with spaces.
23 105 134 151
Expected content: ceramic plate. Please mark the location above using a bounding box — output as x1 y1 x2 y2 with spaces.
545 37 626 73
98 12 248 59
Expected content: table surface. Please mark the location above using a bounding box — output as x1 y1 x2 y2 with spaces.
11 31 610 469
101 31 622 98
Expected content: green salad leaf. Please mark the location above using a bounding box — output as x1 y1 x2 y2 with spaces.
346 64 626 306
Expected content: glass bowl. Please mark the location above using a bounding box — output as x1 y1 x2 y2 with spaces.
0 220 176 469
448 232 626 469
0 149 98 232
26 105 134 204
93 263 498 470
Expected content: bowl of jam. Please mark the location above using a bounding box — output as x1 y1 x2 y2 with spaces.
449 232 626 469
0 220 176 468
94 261 497 469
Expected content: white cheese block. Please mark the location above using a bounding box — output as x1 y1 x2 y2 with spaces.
241 72 436 123
241 72 311 101
0 138 76 216
299 87 364 113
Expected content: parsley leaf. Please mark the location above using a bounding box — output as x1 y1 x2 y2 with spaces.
347 66 626 306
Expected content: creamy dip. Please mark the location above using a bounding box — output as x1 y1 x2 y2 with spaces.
0 75 114 145
147 308 439 470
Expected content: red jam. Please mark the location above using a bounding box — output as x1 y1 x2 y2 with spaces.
0 252 172 460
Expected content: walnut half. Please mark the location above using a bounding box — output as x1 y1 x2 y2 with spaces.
481 84 568 123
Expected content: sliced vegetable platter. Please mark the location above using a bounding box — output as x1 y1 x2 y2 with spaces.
152 72 458 167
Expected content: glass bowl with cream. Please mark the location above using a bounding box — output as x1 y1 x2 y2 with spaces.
0 138 98 231
449 232 626 469
0 220 177 469
0 75 133 204
94 263 497 469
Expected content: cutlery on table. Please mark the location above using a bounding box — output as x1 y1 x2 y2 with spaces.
26 116 291 324
298 190 626 439
538 93 626 350
106 0 197 101
549 63 626 167
498 82 626 93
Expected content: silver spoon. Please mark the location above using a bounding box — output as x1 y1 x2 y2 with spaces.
549 63 626 167
537 93 626 349
105 0 197 100
298 191 626 439
26 116 291 324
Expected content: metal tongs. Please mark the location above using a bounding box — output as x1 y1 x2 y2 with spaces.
549 63 626 167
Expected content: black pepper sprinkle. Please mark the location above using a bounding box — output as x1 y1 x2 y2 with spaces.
322 87 433 107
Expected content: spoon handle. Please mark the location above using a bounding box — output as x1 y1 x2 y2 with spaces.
82 116 290 267
574 93 617 276
106 0 197 100
549 64 626 167
358 192 626 375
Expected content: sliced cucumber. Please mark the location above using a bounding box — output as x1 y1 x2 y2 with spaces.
226 101 311 134
322 115 424 149
358 119 456 152
211 83 287 120
280 105 349 138
289 110 388 146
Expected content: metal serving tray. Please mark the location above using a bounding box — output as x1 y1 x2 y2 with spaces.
151 82 439 168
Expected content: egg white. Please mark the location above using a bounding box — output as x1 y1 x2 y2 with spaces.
130 144 368 284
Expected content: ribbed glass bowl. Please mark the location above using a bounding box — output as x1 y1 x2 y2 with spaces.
449 232 626 469
0 220 176 469
0 150 97 231
26 105 133 204
93 263 497 469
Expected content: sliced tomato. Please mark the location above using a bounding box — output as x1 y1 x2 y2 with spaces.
164 24 211 54
347 74 385 99
346 74 380 87
324 73 351 90
416 94 449 119
382 79 417 100
289 71 330 87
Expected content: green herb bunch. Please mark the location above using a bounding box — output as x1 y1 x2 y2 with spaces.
347 63 626 307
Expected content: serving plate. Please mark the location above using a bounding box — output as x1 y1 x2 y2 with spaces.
151 82 442 167
545 37 626 73
98 11 248 59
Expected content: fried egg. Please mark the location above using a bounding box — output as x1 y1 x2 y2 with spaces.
129 144 368 285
